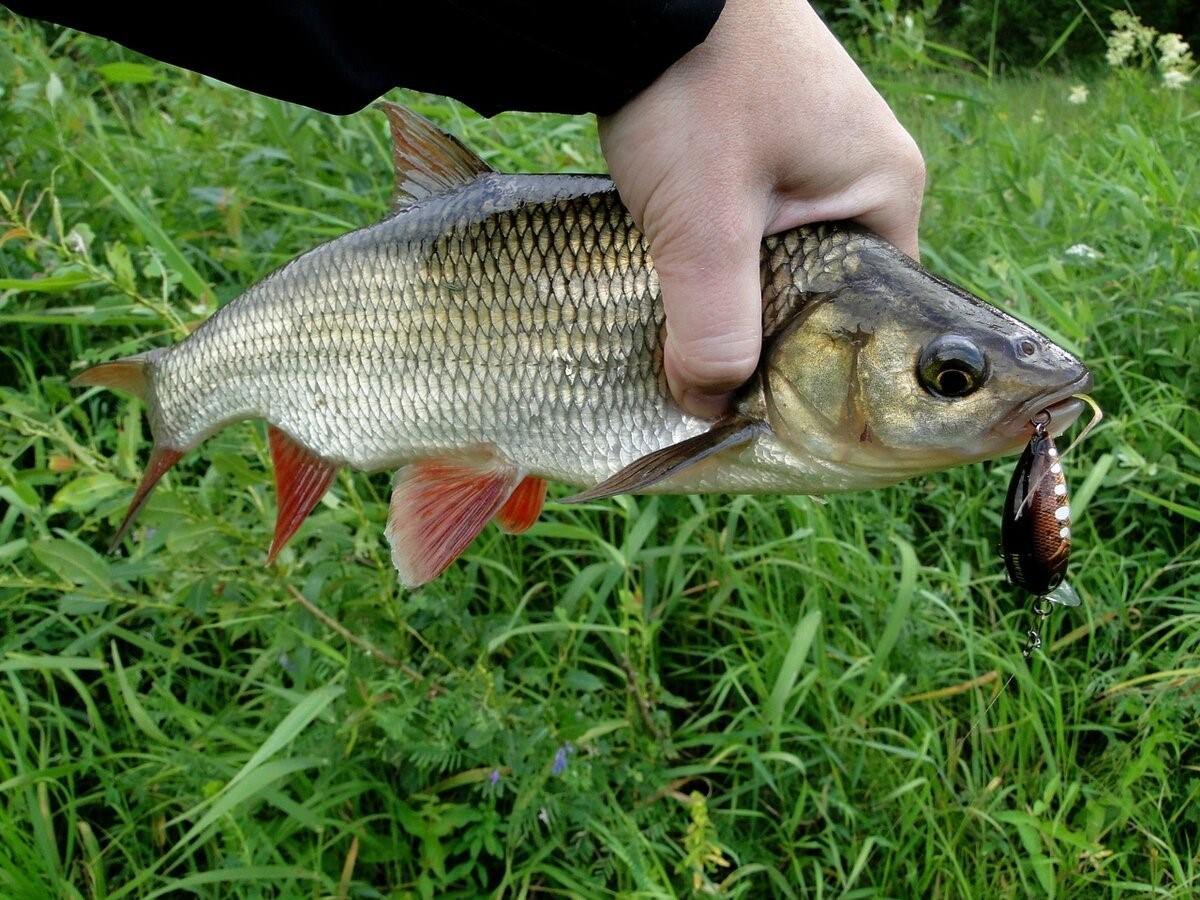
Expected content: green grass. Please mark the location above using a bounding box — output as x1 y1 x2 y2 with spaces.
2 14 1198 899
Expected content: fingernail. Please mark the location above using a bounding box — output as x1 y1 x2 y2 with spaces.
681 389 733 420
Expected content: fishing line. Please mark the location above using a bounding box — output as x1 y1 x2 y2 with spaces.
1058 393 1105 460
953 603 1053 760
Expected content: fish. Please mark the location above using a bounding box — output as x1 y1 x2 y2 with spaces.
71 102 1094 587
1002 414 1071 597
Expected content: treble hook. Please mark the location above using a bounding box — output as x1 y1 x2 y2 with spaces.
1021 629 1042 658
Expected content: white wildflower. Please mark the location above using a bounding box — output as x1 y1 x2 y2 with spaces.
1106 30 1136 68
1106 11 1160 70
1031 109 1045 124
1064 244 1102 261
1109 10 1136 31
1162 69 1191 90
1067 84 1089 105
1156 32 1194 91
1156 33 1192 70
1118 11 1157 52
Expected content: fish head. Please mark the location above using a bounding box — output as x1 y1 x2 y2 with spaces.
760 235 1093 487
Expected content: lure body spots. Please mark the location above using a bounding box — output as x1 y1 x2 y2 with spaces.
1002 420 1071 596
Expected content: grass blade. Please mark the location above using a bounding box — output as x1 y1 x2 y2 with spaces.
76 158 212 304
766 610 821 744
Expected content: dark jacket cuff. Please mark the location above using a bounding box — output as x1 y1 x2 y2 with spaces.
4 1 727 116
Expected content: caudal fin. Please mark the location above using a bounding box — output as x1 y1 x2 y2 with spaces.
107 446 184 551
72 349 183 551
70 349 165 399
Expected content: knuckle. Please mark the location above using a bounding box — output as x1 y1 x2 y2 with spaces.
892 134 927 195
865 132 925 230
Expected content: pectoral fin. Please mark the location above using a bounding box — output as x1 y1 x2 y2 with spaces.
108 446 184 551
561 418 767 503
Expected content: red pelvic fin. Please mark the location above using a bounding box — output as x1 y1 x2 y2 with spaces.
267 425 340 564
386 457 523 588
109 446 184 551
495 476 547 534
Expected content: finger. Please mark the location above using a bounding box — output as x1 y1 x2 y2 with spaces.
853 192 923 261
770 135 927 261
651 216 764 419
850 142 926 260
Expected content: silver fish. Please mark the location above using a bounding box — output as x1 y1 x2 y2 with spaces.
73 103 1093 585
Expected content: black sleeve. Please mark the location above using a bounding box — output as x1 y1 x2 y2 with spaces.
4 1 726 116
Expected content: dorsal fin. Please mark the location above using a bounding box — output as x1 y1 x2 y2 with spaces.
374 101 493 209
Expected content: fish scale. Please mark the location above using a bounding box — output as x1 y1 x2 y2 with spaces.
150 176 832 485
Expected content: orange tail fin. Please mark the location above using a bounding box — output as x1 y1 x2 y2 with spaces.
71 349 164 400
73 349 181 551
107 446 184 551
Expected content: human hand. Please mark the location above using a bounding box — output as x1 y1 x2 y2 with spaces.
599 0 926 418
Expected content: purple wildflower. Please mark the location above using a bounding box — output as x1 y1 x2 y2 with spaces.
551 742 574 776
489 768 501 786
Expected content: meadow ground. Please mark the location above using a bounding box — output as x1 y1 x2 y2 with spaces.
1 14 1198 899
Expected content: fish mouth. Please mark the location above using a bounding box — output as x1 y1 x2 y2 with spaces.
994 370 1095 442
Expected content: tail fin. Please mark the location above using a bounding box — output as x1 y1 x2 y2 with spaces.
107 446 184 551
71 349 166 399
72 349 182 551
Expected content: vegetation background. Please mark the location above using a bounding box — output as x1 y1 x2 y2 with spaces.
1 2 1197 897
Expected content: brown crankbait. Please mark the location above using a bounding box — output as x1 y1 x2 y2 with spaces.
1002 414 1071 597
955 398 1098 756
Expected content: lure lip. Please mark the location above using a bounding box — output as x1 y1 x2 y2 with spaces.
994 370 1094 442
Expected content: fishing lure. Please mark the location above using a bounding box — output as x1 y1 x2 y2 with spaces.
956 400 1100 754
953 399 1102 756
1002 414 1071 598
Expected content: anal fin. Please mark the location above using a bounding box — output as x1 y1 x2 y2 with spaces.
267 426 340 564
495 476 547 534
387 457 523 588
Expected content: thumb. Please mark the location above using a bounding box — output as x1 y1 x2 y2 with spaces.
650 213 764 419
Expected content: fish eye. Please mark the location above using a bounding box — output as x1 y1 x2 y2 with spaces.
918 335 989 399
